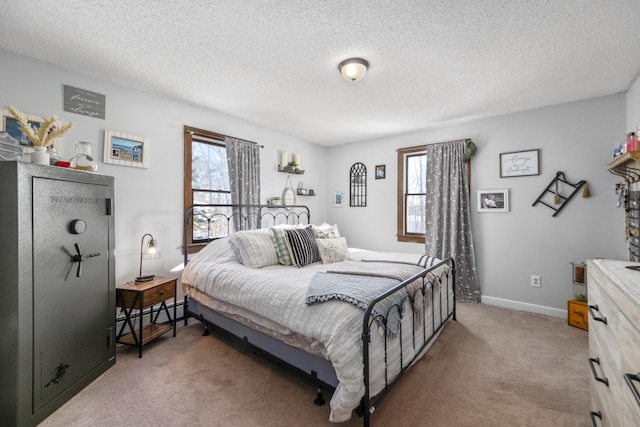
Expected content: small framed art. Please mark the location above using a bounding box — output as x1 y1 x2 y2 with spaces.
333 191 344 207
477 189 509 213
500 149 539 177
103 129 149 168
0 108 47 152
375 165 386 179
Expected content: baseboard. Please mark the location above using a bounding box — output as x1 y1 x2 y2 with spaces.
481 296 567 319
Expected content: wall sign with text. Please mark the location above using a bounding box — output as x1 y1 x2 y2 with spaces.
500 149 540 177
63 85 106 119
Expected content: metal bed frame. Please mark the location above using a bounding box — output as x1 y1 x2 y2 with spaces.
182 204 456 426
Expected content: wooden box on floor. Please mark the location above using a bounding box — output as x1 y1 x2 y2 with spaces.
567 299 588 330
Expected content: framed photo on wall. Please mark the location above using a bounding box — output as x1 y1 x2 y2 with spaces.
103 129 149 169
477 189 509 212
0 108 48 153
333 191 344 207
500 149 539 177
375 165 386 179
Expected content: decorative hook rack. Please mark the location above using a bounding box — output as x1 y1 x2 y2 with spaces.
532 171 588 217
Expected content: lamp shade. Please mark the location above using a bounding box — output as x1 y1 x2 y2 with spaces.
338 58 369 82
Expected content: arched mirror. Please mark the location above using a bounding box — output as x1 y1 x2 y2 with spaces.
350 162 367 207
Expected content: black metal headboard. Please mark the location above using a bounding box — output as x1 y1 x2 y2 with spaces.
183 203 311 266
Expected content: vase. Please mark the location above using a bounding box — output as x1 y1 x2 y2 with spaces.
31 146 50 165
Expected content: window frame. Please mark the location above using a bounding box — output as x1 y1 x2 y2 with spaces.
397 146 428 243
183 125 230 254
396 144 471 244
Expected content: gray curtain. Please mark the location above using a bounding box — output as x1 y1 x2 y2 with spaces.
425 139 480 303
225 137 261 230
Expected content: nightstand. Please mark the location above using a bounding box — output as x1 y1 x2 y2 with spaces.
116 276 177 358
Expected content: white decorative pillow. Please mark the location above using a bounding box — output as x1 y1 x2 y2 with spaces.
312 223 340 239
284 226 320 268
316 237 350 264
229 229 279 268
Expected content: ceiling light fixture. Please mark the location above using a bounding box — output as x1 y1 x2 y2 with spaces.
338 58 369 82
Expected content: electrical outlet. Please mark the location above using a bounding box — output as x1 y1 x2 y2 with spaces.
531 275 541 287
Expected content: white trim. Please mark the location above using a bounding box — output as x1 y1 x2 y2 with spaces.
481 295 566 319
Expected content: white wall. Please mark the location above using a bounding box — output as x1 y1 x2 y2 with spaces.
326 95 628 316
2 47 634 317
627 76 640 196
0 49 328 290
627 76 640 134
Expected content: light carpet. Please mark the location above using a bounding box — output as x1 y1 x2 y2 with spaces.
39 303 589 426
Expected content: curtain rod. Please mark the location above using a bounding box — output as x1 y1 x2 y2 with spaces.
395 138 471 152
185 127 263 148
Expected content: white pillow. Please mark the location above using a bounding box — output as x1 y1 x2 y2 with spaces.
312 223 340 239
316 237 349 264
229 229 279 268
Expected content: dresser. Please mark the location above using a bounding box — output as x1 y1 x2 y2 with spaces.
0 162 116 426
587 259 640 426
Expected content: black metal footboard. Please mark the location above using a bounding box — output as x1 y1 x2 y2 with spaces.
360 257 456 426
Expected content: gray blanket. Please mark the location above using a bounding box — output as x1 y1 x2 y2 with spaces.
305 271 407 338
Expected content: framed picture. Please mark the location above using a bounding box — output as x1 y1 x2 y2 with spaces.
375 164 386 179
103 129 149 169
333 191 344 207
0 108 48 153
500 149 540 177
477 189 509 213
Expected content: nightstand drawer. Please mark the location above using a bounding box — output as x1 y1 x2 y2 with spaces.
143 281 176 306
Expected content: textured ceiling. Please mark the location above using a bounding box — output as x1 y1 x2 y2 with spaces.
1 1 640 146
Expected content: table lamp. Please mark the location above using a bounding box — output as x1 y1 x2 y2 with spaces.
135 233 160 283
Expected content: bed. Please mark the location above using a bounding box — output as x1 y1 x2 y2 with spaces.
181 204 455 425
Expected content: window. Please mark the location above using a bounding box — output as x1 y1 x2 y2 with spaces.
397 146 427 243
396 143 471 244
184 126 231 253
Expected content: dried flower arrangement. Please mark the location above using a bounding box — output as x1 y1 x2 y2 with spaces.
6 105 74 147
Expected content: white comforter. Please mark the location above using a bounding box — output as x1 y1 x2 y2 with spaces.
182 239 451 422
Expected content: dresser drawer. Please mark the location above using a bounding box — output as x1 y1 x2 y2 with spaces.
588 280 621 373
619 313 640 425
589 330 622 426
591 388 616 427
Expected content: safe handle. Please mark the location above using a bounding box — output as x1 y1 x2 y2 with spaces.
71 243 101 277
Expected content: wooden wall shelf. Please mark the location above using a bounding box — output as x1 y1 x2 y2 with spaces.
278 166 304 175
608 151 640 183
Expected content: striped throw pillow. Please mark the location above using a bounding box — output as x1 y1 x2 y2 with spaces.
284 226 320 268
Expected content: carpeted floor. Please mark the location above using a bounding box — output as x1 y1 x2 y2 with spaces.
39 303 589 426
